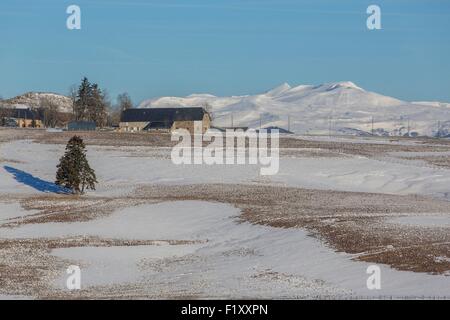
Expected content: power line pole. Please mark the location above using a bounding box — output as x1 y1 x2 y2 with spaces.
328 116 332 137
371 117 374 135
407 117 410 137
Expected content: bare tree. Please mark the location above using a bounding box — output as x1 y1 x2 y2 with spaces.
117 92 133 112
68 84 78 119
0 96 12 126
0 107 10 126
100 88 112 127
39 97 60 128
108 92 134 127
201 101 213 120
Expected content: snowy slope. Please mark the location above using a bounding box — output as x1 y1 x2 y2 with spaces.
139 82 450 137
2 92 73 113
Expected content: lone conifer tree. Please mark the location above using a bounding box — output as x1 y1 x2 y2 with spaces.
55 136 97 194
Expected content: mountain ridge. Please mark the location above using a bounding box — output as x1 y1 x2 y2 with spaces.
139 81 450 136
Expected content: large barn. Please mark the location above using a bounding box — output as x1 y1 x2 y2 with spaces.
119 107 211 133
0 108 43 128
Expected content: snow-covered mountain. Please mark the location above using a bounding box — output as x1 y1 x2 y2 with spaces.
139 81 450 137
1 92 73 113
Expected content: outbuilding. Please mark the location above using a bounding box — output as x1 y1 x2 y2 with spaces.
119 107 211 133
67 121 97 131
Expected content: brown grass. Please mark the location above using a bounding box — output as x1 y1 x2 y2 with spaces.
2 128 450 157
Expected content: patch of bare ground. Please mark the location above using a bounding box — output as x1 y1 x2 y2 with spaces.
0 195 151 227
0 240 66 297
3 128 450 158
0 235 204 298
280 137 450 157
0 128 48 143
0 158 24 164
400 156 450 170
35 131 176 147
37 283 204 300
279 148 347 158
0 128 175 147
133 184 450 274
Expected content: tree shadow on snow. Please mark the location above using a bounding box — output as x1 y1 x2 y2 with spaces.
4 166 70 194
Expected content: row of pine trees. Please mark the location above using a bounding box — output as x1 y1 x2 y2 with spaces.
68 77 134 128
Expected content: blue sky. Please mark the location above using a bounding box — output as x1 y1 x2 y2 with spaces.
1 0 449 104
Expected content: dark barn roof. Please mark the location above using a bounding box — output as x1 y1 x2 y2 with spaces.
121 107 207 123
13 108 40 120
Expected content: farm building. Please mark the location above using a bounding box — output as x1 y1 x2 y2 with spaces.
119 107 211 133
0 108 42 128
68 121 97 131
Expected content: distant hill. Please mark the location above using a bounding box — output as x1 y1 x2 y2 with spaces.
139 81 450 137
1 92 73 113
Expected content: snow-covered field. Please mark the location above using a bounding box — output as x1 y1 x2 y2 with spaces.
1 130 450 299
3 138 450 200
2 200 449 298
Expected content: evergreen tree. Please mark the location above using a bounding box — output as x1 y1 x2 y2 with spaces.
75 77 92 121
73 77 109 127
89 84 108 127
55 136 97 194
